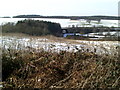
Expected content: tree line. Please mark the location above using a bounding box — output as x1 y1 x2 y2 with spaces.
2 19 62 36
13 15 120 20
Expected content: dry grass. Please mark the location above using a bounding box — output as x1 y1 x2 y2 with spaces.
2 47 120 88
2 33 30 37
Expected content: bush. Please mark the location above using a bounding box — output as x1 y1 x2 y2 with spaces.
2 48 120 88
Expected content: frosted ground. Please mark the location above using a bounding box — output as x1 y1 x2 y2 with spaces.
1 35 119 56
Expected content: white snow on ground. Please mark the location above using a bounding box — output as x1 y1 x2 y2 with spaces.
0 18 118 28
0 36 119 55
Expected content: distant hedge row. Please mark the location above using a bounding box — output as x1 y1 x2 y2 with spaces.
2 19 62 36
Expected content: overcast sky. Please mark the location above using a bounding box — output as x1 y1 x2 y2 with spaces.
0 0 119 17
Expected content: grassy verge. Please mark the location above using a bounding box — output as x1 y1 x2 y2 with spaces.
65 35 120 41
2 48 120 88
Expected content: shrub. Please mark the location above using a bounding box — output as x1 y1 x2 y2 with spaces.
2 48 120 88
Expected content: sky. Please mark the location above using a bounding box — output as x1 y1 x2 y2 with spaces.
0 0 119 17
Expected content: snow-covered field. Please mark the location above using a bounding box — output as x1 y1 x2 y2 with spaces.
0 18 118 27
1 35 119 56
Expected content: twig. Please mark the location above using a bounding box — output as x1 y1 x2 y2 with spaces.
112 76 120 87
50 72 75 88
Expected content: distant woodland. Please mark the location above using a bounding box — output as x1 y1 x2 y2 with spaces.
2 19 62 36
12 15 120 20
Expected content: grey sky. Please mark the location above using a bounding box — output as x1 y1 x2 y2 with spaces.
0 0 119 17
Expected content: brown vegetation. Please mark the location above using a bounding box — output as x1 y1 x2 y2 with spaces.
2 47 120 88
